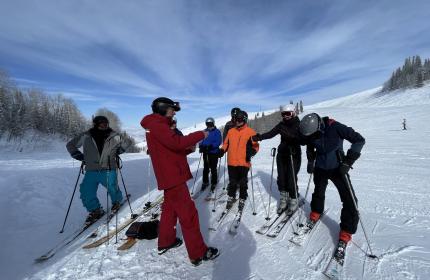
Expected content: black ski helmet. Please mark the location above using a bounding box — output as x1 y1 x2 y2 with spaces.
151 97 181 116
299 113 322 136
92 115 109 126
235 110 248 123
231 107 241 118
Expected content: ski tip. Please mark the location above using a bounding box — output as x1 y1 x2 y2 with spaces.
34 255 50 263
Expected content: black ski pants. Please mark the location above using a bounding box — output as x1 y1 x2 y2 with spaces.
227 166 249 200
311 167 359 234
202 153 219 185
276 152 301 198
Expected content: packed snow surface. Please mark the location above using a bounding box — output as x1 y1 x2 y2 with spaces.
1 85 430 280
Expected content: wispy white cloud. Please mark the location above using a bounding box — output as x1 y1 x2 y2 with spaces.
0 0 429 126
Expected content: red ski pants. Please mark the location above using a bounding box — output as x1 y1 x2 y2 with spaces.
158 183 207 260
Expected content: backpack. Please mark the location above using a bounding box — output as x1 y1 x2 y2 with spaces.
125 220 159 240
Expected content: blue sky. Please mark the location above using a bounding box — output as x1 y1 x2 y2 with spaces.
1 0 429 128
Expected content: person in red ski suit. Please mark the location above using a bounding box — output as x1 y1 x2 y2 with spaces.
140 97 219 266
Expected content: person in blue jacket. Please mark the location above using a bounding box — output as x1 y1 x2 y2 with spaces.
199 117 222 193
299 113 365 252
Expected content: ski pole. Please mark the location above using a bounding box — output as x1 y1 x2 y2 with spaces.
145 158 152 208
107 156 111 245
297 172 313 227
212 157 222 212
222 155 227 190
344 173 378 259
191 153 203 195
250 165 256 215
59 162 84 233
266 147 277 220
117 157 137 219
289 151 299 203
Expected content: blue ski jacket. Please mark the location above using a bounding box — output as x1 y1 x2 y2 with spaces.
199 127 222 154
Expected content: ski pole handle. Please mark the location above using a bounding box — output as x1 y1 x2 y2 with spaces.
271 147 276 157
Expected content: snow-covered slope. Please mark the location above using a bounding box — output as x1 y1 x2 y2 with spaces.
1 86 430 280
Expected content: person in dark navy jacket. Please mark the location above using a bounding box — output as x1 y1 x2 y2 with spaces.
199 117 222 193
299 113 365 247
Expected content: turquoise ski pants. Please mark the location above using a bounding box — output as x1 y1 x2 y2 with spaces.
79 170 123 212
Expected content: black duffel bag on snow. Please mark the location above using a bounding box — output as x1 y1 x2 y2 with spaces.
125 220 159 240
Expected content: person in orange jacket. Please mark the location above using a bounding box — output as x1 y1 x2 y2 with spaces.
218 110 259 213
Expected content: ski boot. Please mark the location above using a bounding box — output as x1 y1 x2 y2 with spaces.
111 201 121 213
285 198 298 216
191 247 220 266
158 238 183 255
201 182 209 191
85 208 105 225
334 240 347 266
277 191 288 214
226 196 235 210
238 198 246 213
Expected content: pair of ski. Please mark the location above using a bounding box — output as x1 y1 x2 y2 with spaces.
287 209 343 279
34 194 132 262
208 200 237 232
204 190 226 202
255 199 304 238
82 196 164 249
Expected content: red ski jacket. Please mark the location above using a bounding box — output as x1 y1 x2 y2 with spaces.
141 113 205 190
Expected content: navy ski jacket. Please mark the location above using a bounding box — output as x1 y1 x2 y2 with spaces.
307 117 365 170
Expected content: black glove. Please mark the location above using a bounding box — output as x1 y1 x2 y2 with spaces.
71 151 84 161
307 161 315 174
199 146 207 154
246 139 257 162
339 162 351 175
217 149 225 158
251 133 261 142
339 150 360 175
117 146 126 155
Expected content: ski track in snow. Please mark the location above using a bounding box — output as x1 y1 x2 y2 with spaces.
1 85 430 279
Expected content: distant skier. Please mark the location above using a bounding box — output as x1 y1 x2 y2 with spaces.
218 110 259 213
222 107 241 140
140 97 219 266
66 116 130 224
199 117 222 194
299 113 365 259
402 119 407 130
252 104 302 215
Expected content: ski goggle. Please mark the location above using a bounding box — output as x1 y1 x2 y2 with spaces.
234 116 246 123
281 111 294 117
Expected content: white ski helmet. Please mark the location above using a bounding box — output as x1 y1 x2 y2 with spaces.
280 104 295 112
280 104 296 119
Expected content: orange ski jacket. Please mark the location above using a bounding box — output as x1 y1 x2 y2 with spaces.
221 124 259 168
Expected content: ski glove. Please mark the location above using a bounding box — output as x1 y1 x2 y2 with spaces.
307 161 315 174
246 139 257 162
71 151 84 161
339 150 360 175
251 133 261 142
217 149 225 158
338 162 351 175
117 146 126 155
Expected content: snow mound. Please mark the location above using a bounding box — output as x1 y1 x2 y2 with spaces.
310 83 430 109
